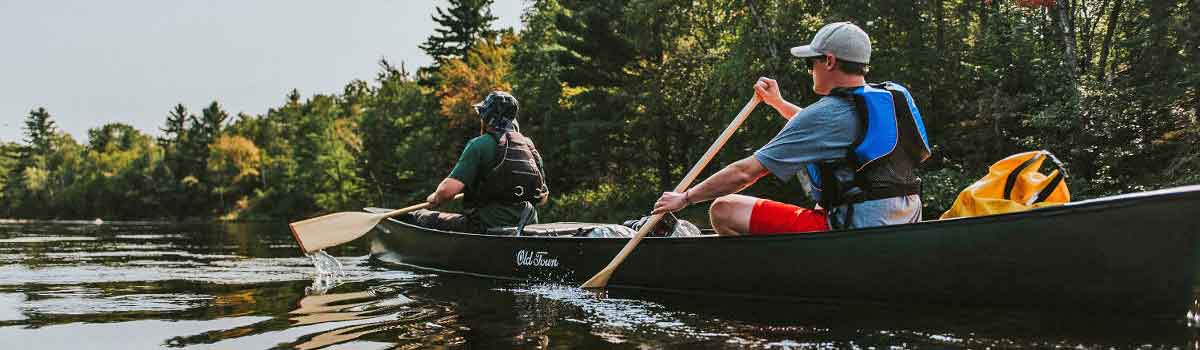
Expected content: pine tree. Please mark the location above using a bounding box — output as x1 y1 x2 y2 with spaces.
155 104 194 220
197 101 229 144
87 123 140 152
420 0 499 65
6 108 62 217
23 107 57 157
183 101 229 178
160 104 189 148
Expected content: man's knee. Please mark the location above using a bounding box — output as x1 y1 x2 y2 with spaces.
711 195 755 218
406 209 473 232
404 209 436 226
709 196 738 220
709 195 756 234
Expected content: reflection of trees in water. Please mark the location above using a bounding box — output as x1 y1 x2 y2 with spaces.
0 281 303 329
288 283 467 350
508 286 568 348
292 312 464 350
162 281 467 350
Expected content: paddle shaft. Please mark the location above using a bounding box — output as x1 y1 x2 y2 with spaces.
379 201 439 219
580 96 761 288
376 193 464 220
290 194 462 254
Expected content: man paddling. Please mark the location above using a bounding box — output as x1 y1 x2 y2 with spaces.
651 22 930 235
409 91 550 233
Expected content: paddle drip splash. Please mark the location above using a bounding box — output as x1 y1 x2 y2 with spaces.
306 249 345 295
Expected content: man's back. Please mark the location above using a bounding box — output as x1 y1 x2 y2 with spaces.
449 133 546 229
648 21 924 236
754 94 921 229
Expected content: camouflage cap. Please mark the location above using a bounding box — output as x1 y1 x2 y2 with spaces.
474 91 520 130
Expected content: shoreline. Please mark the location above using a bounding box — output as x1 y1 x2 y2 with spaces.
0 218 282 225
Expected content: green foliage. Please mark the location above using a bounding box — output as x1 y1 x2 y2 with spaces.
288 94 367 215
419 0 501 85
436 34 516 128
540 182 655 223
2 0 1197 224
359 60 449 208
0 142 18 208
208 135 262 219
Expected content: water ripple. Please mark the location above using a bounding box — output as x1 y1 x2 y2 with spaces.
0 222 1195 349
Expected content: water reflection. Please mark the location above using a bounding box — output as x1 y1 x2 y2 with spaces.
0 221 1197 349
156 282 467 350
288 283 466 349
288 286 466 350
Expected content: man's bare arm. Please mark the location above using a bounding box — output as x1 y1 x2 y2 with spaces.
652 156 770 214
426 178 465 206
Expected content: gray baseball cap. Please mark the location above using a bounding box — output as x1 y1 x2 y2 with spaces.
790 22 871 64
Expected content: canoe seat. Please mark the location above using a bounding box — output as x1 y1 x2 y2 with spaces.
486 222 636 238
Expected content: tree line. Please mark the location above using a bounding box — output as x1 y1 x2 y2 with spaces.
2 0 1196 222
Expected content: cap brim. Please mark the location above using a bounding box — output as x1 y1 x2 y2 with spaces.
790 45 820 58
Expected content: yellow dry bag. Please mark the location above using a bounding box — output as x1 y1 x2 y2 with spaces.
940 150 1070 219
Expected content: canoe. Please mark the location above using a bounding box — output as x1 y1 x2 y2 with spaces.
368 185 1200 318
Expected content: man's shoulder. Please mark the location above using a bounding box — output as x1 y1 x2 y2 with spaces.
466 134 499 149
807 95 855 112
790 95 857 129
468 134 497 143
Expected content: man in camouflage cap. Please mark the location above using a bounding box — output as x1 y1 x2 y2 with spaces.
411 91 551 233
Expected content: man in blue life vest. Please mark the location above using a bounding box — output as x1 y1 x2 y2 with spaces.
652 22 930 235
409 91 550 233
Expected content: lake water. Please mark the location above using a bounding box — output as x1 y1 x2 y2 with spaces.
0 221 1195 349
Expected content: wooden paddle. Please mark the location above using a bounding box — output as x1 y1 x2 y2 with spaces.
580 96 761 289
289 194 463 254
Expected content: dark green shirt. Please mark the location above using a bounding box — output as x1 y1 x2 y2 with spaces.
448 134 545 229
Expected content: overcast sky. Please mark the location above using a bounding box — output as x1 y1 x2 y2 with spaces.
0 0 526 144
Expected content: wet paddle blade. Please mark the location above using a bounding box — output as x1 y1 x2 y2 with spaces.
288 196 456 254
290 212 385 254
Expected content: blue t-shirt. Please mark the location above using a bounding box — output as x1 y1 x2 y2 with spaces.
752 95 921 229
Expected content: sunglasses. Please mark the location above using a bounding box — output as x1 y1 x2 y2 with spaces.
805 55 829 70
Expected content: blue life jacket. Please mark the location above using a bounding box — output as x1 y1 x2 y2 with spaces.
804 82 931 208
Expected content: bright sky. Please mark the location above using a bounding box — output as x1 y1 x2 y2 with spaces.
0 0 526 144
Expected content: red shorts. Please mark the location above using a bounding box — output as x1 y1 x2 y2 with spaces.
747 198 829 235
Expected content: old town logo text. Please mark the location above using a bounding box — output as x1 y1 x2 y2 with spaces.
515 250 559 268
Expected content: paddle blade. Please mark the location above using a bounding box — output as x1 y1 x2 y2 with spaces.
580 266 615 289
289 211 385 254
579 213 661 289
